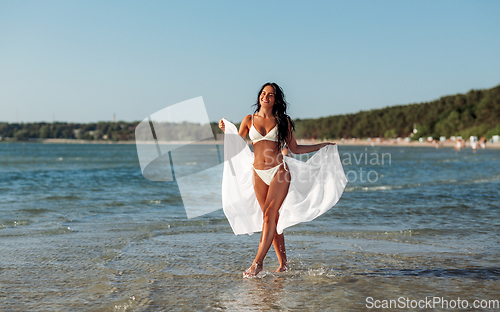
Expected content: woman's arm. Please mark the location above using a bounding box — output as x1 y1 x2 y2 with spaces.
286 131 335 155
238 115 252 140
218 115 252 140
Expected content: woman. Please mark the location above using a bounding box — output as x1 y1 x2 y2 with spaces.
219 82 346 277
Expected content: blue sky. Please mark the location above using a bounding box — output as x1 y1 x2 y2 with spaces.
1 0 499 124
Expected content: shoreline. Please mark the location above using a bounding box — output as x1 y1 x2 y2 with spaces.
1 138 499 149
324 139 500 149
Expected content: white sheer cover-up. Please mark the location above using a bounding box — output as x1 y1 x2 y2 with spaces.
221 119 348 235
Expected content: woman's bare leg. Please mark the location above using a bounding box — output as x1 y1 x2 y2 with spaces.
253 173 287 271
272 232 288 272
244 166 290 277
252 174 268 275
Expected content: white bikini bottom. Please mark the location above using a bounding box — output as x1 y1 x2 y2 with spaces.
253 162 287 186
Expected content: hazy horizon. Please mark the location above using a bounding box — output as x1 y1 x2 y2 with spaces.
3 82 498 125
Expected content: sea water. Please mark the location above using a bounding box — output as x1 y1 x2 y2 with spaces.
1 143 499 311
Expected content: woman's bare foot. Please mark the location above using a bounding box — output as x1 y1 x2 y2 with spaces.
272 264 288 273
243 262 263 277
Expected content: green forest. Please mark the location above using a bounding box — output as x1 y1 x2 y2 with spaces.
293 83 500 140
1 84 499 142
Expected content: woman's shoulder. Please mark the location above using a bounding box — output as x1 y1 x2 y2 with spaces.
241 114 253 126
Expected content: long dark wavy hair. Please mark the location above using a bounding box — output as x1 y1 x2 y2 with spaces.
253 82 295 150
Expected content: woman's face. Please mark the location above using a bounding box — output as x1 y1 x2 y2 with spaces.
259 85 276 108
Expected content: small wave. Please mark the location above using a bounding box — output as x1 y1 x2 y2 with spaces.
307 267 328 276
346 174 500 193
18 208 51 215
2 220 30 227
343 267 500 279
399 267 500 279
439 159 459 163
111 295 151 311
243 264 500 280
382 229 416 236
103 201 125 207
430 175 500 186
44 195 81 201
38 226 73 235
140 196 183 206
461 175 500 184
346 183 420 192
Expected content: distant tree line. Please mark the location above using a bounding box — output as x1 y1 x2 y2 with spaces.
0 120 222 142
0 121 139 141
292 84 500 140
1 84 499 141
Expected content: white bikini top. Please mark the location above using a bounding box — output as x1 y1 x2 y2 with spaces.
249 114 278 144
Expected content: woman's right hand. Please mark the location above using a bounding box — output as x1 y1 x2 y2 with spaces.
218 118 225 133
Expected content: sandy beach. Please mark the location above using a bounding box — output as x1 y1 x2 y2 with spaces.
26 137 499 149
323 138 500 149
